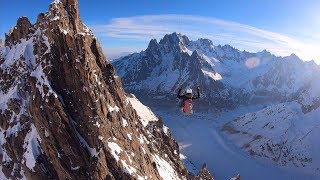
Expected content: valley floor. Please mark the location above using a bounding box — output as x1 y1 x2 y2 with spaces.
151 105 319 180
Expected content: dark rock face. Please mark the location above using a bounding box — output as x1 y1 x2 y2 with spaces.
193 164 214 180
301 97 320 114
0 1 214 179
5 17 32 46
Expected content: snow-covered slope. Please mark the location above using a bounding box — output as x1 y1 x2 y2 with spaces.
223 102 320 175
153 107 317 180
222 69 320 175
127 94 158 127
298 70 320 113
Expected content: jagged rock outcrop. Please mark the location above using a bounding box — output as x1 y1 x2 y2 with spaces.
5 16 32 46
0 0 214 179
193 164 214 180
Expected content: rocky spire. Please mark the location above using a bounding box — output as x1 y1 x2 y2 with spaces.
61 0 81 32
145 38 162 64
147 38 159 50
5 16 32 46
194 164 214 180
0 0 205 179
159 32 190 52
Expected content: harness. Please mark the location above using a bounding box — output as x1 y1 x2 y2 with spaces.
182 98 193 113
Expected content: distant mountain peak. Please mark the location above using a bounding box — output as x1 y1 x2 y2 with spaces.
221 44 237 51
260 49 271 54
289 53 299 59
256 49 272 57
282 53 303 64
147 38 159 50
159 32 190 49
191 49 200 57
196 38 214 47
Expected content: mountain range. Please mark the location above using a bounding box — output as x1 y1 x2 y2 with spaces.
113 32 319 111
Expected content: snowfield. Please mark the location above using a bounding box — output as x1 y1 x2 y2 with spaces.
222 101 320 176
152 106 320 180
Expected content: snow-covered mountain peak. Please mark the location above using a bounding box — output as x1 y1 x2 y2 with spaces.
288 53 299 59
159 32 190 53
194 38 214 49
187 38 215 58
280 53 304 65
214 44 244 62
147 38 159 49
256 49 272 57
159 32 190 44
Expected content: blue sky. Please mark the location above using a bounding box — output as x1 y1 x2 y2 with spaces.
1 0 319 62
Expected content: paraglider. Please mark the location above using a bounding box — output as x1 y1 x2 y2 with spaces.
177 85 200 115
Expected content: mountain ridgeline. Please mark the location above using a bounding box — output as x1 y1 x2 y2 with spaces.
0 0 214 179
113 32 320 111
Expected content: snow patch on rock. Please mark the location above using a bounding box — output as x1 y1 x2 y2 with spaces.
70 117 99 157
23 124 41 171
122 117 128 127
31 64 58 99
152 154 181 180
127 94 158 127
108 105 120 113
107 142 122 162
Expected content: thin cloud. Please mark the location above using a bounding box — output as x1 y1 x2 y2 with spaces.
91 14 320 62
103 47 141 60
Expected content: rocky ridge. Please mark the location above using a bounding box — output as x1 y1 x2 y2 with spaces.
0 0 213 179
